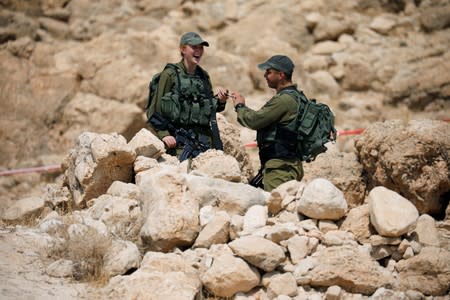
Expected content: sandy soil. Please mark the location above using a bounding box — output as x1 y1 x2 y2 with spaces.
0 226 93 300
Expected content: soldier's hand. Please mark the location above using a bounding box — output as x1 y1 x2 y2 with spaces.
231 91 245 105
162 135 177 148
216 87 229 103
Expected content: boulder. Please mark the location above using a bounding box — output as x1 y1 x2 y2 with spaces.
298 178 348 220
137 169 200 252
355 120 450 214
106 251 201 299
201 253 260 298
62 132 136 207
228 236 286 272
368 186 419 237
396 246 450 296
309 245 395 295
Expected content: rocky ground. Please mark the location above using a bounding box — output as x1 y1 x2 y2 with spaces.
1 0 450 299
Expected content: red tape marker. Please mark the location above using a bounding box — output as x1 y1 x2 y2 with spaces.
0 164 62 177
337 128 365 136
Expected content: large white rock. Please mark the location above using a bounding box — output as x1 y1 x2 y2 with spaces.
103 239 140 277
190 150 243 182
201 253 260 298
106 251 201 299
88 194 141 240
62 132 136 207
242 205 268 233
127 128 165 159
193 211 230 249
106 181 141 200
368 186 419 237
298 178 348 220
186 175 269 215
137 169 200 252
413 214 440 247
309 245 394 295
228 236 286 272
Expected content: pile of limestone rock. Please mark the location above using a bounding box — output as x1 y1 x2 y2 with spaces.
2 118 450 299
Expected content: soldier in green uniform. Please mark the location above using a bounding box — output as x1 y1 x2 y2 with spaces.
231 55 304 192
147 32 229 160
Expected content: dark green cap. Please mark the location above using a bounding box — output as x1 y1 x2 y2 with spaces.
179 32 209 47
258 55 295 74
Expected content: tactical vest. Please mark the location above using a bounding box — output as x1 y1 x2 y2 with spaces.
257 87 305 165
160 65 216 127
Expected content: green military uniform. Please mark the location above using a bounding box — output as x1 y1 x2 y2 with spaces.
147 60 225 158
236 85 303 192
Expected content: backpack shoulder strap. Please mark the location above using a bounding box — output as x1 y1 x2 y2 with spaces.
279 87 308 103
163 63 182 94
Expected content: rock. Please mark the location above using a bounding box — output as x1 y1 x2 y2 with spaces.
127 128 165 159
306 70 340 97
228 236 285 272
413 214 440 247
137 169 200 252
242 205 268 233
287 235 310 264
340 204 374 243
322 230 356 247
386 51 450 109
355 120 450 214
368 186 419 237
396 246 450 296
310 41 347 55
190 149 243 182
62 93 146 143
369 15 397 35
266 180 304 215
266 272 298 298
193 211 230 249
303 144 366 208
62 132 136 207
38 17 69 38
419 2 450 31
201 253 260 298
88 194 141 240
185 174 269 216
2 196 45 223
298 178 348 220
313 16 354 41
254 222 299 244
341 57 376 91
106 251 201 299
216 114 255 180
106 181 141 200
103 239 140 277
325 285 343 300
309 245 394 295
45 259 73 278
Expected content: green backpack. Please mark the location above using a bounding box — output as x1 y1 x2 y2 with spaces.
297 96 337 162
283 90 337 162
145 63 179 119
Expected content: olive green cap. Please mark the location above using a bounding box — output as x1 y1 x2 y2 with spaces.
179 32 209 47
258 55 295 74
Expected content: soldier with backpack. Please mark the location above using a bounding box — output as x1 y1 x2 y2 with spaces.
146 32 229 161
231 55 336 192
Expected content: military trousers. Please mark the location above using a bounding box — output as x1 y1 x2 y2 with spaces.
262 158 303 192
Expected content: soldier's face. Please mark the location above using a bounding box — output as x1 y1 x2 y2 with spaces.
181 45 204 64
264 68 282 89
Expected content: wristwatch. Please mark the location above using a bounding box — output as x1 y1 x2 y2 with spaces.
234 103 245 111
